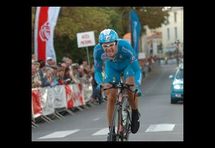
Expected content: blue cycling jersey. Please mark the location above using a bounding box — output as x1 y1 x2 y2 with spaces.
93 39 142 87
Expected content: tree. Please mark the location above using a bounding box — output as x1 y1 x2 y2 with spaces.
32 7 168 62
116 7 169 33
136 7 169 30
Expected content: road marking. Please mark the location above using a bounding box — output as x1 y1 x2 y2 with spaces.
145 124 175 132
38 129 80 139
93 117 100 121
92 128 109 136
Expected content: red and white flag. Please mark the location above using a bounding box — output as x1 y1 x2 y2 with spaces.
34 7 60 62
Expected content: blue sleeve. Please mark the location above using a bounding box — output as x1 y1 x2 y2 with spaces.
131 59 142 86
93 46 103 85
119 39 142 86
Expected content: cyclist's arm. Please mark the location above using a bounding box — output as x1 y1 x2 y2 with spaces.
93 46 103 85
94 67 103 85
131 59 142 86
120 40 142 86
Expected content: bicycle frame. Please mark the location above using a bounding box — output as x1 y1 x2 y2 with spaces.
105 82 136 141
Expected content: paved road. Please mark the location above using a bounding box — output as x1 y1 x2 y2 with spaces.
32 61 183 141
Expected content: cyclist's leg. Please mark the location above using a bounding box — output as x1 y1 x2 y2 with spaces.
124 66 140 134
104 62 120 128
123 66 138 110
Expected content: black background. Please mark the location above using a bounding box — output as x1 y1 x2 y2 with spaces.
5 0 206 145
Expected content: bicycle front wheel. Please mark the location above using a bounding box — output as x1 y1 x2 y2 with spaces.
122 97 131 141
109 101 126 141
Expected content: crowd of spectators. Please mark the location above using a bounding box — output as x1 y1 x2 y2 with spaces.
32 55 103 103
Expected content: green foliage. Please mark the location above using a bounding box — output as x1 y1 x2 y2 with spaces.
136 7 169 30
32 7 168 62
115 7 169 33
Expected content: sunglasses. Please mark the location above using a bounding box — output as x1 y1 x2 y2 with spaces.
102 42 116 49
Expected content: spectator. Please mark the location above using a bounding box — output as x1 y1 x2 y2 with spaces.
62 57 78 84
72 63 81 83
46 57 56 67
37 60 48 87
32 62 41 88
40 67 58 87
50 65 59 86
56 66 65 85
79 60 92 84
79 60 90 77
61 62 67 68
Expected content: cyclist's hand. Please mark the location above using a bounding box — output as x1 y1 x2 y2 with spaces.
103 83 112 89
100 83 113 92
135 85 143 97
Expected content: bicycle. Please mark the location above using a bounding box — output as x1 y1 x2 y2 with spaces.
103 81 138 141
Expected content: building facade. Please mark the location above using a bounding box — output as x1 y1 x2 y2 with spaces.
141 26 162 57
161 7 184 54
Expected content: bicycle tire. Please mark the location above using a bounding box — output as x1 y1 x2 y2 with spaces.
108 104 119 141
117 103 123 141
122 97 131 141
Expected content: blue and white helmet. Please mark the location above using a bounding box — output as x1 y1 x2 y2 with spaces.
99 29 119 44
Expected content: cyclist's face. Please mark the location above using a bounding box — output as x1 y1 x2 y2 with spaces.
102 42 117 59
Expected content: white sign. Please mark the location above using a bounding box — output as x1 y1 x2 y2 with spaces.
138 52 146 60
77 31 96 48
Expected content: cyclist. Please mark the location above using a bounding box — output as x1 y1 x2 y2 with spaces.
93 29 142 140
